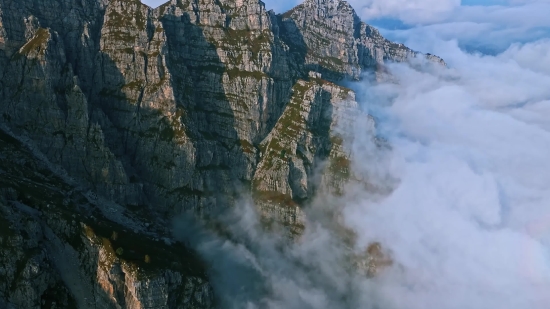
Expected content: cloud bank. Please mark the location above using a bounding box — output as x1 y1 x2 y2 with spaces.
343 38 550 308
140 0 167 8
365 0 550 54
350 0 460 24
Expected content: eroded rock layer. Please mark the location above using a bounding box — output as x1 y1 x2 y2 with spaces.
0 0 441 306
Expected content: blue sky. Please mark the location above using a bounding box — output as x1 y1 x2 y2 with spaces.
140 0 167 7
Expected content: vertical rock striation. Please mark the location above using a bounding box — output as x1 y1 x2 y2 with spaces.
0 0 443 305
0 129 213 308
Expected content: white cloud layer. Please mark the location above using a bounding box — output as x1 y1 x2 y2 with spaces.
349 0 460 23
343 38 550 308
368 0 550 54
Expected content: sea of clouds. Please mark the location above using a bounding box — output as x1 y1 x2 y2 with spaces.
343 38 550 308
158 0 550 308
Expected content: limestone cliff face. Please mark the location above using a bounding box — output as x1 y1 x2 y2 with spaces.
0 0 441 306
251 76 370 235
0 129 212 308
279 0 445 80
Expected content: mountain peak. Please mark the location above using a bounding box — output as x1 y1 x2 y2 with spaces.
280 0 442 80
0 0 441 306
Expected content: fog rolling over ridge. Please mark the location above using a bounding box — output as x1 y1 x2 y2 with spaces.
345 40 550 308
170 3 550 309
0 0 548 307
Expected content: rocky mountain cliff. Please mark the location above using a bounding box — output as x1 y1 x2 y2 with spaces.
0 0 442 307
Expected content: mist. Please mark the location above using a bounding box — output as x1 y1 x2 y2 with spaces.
343 38 550 308
169 1 550 308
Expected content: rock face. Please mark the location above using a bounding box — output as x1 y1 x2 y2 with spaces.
281 0 416 79
0 129 213 308
0 0 442 306
252 77 371 235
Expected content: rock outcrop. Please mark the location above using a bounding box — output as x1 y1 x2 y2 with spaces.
0 129 213 308
281 0 412 79
252 77 371 235
0 0 442 306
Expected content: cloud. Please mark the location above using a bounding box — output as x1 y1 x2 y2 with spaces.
500 39 550 75
342 39 550 309
140 0 300 14
172 200 374 309
367 0 550 54
349 0 460 24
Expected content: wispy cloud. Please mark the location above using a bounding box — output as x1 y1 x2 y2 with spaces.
364 0 550 54
350 0 460 24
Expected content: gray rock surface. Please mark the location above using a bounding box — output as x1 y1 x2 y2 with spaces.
0 129 213 308
280 0 445 80
0 0 442 306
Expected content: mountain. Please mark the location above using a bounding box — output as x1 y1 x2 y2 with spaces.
0 0 442 307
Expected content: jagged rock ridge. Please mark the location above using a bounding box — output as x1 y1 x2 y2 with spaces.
0 0 441 307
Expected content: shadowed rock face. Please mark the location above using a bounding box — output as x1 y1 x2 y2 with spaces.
0 129 213 309
0 0 440 306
